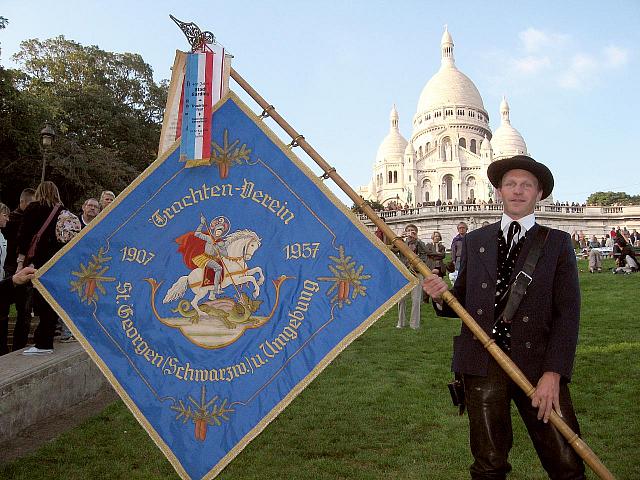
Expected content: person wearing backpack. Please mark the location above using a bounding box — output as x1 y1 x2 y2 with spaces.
16 181 66 355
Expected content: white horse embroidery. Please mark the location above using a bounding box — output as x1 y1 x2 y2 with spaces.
163 229 264 316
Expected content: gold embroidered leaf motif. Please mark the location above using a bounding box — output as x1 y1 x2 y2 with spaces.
210 129 253 178
170 385 234 441
318 246 372 308
70 247 116 305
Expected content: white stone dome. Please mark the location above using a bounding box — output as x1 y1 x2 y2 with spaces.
417 27 485 113
491 97 527 158
376 105 408 163
480 134 492 152
404 142 415 156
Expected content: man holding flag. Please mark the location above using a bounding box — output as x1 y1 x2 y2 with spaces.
423 155 585 479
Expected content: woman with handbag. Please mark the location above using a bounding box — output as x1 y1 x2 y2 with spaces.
16 181 64 355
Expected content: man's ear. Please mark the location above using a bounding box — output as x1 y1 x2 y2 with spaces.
495 188 503 201
536 189 543 202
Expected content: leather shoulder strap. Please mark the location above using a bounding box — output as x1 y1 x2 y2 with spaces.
501 225 551 323
26 204 61 260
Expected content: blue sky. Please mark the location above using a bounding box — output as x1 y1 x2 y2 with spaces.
2 0 639 204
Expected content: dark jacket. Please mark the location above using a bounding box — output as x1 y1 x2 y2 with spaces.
17 201 64 268
425 241 446 272
2 207 25 274
395 238 428 274
0 275 14 298
436 222 580 384
451 233 465 263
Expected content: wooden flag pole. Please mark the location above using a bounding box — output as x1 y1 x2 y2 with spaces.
230 67 615 480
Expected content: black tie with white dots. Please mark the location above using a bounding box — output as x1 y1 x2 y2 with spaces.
507 221 521 250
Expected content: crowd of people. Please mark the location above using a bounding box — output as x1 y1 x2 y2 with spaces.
0 181 116 356
572 227 639 274
383 197 497 211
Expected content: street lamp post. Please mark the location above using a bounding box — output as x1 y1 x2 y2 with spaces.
40 123 56 184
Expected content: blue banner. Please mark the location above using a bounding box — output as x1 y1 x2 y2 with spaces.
36 92 414 480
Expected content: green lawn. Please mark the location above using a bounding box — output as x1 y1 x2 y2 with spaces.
2 259 638 479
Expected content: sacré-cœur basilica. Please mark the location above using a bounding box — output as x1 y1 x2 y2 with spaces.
356 27 639 245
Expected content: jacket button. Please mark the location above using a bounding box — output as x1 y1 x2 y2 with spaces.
472 335 477 341
522 316 529 323
481 282 488 289
479 247 485 253
477 308 483 315
525 341 532 349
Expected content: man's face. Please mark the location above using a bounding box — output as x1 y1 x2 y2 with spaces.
214 226 225 238
0 211 8 228
496 169 542 220
457 224 467 236
19 197 34 211
405 227 418 240
83 199 100 222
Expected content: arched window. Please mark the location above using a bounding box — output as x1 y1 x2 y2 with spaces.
443 175 454 200
459 137 466 149
418 146 423 158
393 171 398 183
426 142 431 152
470 188 475 202
388 171 392 183
470 139 477 154
422 179 432 202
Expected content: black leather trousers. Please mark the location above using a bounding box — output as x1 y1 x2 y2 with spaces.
463 359 585 480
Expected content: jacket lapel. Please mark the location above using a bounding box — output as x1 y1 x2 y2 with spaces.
477 222 501 282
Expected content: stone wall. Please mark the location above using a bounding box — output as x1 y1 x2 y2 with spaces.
359 204 640 246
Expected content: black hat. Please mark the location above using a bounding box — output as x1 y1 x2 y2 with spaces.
487 155 554 199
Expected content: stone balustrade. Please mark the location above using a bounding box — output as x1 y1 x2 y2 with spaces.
357 204 640 246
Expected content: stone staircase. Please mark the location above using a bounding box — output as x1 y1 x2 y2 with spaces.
0 317 115 458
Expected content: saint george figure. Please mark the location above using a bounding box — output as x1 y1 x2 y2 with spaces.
191 215 230 292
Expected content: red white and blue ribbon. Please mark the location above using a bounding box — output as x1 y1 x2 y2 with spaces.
159 44 227 161
180 50 214 162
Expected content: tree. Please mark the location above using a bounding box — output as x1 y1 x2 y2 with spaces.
0 36 168 210
0 17 7 59
0 66 47 206
351 198 384 214
586 191 640 206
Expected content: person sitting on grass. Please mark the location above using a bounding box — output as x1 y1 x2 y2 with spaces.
588 246 602 273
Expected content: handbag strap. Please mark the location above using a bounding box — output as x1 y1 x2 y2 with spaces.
500 225 550 323
28 204 61 255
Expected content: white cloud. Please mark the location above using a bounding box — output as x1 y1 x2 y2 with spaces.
556 49 629 90
571 53 598 72
604 46 629 68
556 54 597 90
519 28 569 53
504 28 630 91
513 55 551 74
